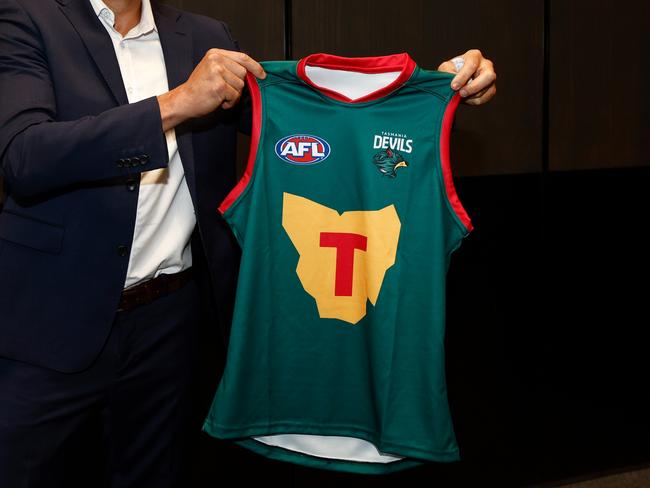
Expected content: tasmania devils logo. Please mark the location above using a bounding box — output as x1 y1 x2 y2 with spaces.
275 134 331 165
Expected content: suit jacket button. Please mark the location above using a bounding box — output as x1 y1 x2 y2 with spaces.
139 154 149 165
126 179 137 192
117 159 126 168
117 245 128 257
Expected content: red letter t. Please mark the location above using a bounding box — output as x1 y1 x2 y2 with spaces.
319 232 368 296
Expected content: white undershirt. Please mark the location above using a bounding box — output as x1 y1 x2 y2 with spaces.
90 0 196 289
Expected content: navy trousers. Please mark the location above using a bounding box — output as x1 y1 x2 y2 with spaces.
0 278 201 488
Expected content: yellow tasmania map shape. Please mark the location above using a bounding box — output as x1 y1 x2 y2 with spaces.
282 192 401 325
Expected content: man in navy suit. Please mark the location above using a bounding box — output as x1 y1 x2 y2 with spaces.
0 0 266 486
0 0 496 486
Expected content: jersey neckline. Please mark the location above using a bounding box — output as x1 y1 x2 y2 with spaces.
296 53 417 104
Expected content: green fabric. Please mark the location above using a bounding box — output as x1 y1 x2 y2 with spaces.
203 59 469 474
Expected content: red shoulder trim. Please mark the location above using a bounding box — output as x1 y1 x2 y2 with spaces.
218 73 262 215
440 93 473 232
296 53 416 103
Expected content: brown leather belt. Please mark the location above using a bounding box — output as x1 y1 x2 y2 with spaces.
117 268 193 313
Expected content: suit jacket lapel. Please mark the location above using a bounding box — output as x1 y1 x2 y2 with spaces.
56 0 198 201
56 0 128 106
153 3 199 204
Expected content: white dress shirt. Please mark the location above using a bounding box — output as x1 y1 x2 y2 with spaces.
90 0 196 289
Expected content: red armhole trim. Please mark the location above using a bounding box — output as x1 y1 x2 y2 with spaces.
218 73 262 215
440 93 473 232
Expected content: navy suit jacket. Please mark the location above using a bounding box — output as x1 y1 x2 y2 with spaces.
0 0 247 372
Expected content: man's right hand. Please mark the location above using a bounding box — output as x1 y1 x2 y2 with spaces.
157 49 266 132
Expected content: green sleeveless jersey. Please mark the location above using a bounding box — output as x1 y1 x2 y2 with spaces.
203 53 473 474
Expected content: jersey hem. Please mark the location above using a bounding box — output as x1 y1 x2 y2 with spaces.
202 419 460 467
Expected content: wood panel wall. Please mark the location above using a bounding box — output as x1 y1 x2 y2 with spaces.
549 0 650 170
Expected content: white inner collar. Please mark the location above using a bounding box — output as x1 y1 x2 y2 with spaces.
304 66 402 101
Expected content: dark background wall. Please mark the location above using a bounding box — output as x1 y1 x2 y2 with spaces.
4 0 648 486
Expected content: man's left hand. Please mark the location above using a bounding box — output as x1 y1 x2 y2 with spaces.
438 49 497 106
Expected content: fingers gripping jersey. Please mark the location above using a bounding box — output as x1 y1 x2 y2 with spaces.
203 53 473 474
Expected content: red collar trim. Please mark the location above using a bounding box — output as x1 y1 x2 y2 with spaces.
296 53 417 103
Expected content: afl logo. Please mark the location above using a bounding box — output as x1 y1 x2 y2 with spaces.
275 134 331 165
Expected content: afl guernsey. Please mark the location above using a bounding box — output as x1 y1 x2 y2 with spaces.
203 53 473 474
